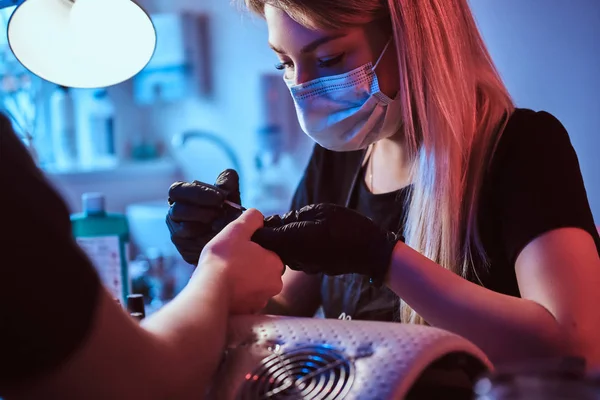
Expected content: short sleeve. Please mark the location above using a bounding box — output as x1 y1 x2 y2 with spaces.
0 114 101 389
490 110 600 266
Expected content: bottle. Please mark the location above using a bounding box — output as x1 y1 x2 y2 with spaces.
130 312 144 322
50 85 78 170
88 89 117 168
126 294 146 320
71 193 131 305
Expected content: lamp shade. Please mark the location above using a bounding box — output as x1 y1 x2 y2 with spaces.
7 0 156 88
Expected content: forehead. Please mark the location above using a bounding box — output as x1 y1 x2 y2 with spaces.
265 5 327 43
264 5 364 50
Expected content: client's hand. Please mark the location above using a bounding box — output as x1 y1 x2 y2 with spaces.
199 208 284 314
255 204 402 285
167 169 243 265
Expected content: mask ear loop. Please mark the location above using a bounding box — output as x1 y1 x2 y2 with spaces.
373 38 392 71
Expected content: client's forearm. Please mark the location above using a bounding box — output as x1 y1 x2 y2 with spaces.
142 268 230 397
5 282 228 400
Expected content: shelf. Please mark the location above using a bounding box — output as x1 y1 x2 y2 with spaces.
46 158 180 183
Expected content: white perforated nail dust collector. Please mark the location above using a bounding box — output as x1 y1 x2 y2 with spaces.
208 315 492 399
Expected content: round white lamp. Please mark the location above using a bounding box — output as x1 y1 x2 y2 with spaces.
7 0 156 88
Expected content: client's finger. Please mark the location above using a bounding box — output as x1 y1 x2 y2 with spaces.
220 208 264 239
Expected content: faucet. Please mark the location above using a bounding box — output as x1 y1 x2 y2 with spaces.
171 130 243 178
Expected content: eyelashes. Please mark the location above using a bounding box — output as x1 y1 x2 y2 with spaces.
275 61 291 70
317 53 345 68
274 53 346 71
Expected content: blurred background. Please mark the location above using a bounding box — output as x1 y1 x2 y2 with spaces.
1 0 598 306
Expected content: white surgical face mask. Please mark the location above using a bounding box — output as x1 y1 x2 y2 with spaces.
284 39 402 152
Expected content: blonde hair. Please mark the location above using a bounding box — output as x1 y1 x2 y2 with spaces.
245 0 514 324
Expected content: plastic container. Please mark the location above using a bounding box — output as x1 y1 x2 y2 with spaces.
49 85 78 170
88 89 117 168
71 193 131 305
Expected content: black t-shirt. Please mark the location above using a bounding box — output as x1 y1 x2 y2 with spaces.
290 108 600 322
0 114 101 391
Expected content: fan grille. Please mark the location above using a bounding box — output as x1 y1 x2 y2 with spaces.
237 345 355 400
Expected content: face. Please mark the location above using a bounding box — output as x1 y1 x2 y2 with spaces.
264 5 399 98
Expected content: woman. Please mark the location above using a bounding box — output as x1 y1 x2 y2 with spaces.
167 0 600 367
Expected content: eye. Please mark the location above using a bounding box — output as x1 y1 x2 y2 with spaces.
275 61 294 70
318 53 345 68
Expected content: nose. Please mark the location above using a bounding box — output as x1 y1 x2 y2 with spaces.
292 65 320 85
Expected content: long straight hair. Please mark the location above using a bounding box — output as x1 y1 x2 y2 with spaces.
245 0 515 324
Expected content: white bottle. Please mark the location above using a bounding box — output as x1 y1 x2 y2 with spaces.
50 86 78 170
88 89 117 168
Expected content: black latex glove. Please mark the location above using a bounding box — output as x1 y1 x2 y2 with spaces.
254 204 402 285
166 169 243 265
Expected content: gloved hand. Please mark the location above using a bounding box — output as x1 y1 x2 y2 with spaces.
166 169 243 265
254 204 403 285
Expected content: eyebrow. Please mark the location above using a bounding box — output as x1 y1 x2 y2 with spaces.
269 33 347 55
